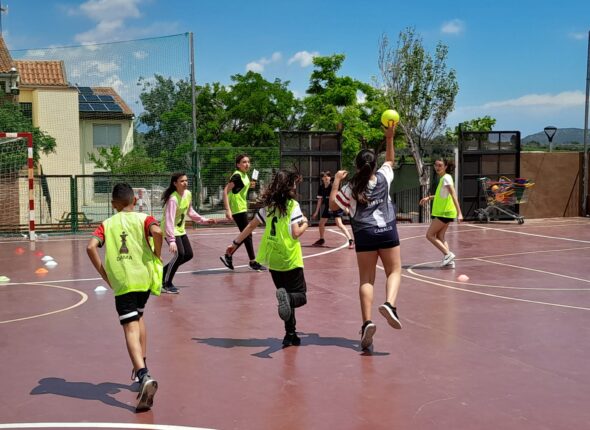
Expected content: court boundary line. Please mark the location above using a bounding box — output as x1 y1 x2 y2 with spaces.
0 424 214 430
0 283 88 324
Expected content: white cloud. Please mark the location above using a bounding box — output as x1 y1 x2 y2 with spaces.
441 19 465 35
288 51 319 67
569 32 587 41
482 91 585 109
133 50 148 60
245 51 282 73
246 62 264 73
68 0 179 44
71 0 142 21
70 60 120 79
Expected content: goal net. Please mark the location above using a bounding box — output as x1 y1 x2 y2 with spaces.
0 132 35 239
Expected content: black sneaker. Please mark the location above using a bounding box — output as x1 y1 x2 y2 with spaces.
136 374 158 412
378 302 402 329
276 288 292 321
220 254 234 270
162 284 179 294
249 261 267 271
282 332 301 347
360 320 377 350
312 238 325 247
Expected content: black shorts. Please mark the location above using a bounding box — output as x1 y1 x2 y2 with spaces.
321 207 344 219
353 223 400 252
270 267 307 295
433 216 454 224
115 290 151 325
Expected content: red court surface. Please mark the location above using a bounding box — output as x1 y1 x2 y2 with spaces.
1 217 590 430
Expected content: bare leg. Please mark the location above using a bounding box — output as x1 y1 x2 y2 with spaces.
356 251 378 322
334 217 351 241
138 316 147 360
378 246 402 305
426 219 450 256
123 320 146 372
318 218 327 239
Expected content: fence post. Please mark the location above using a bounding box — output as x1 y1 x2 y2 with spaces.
70 176 78 233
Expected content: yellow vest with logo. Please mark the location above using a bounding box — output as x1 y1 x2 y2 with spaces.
103 211 163 296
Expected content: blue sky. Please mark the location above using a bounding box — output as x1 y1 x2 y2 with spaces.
3 0 590 137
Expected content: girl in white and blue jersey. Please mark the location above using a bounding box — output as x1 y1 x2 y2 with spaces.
330 123 402 350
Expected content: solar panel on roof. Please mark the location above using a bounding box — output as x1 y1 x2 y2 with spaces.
105 103 123 112
78 87 93 94
91 103 109 112
85 95 100 102
78 94 87 102
79 103 93 112
98 95 115 102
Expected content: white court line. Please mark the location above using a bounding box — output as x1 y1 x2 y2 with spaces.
473 257 590 285
401 272 590 311
0 424 214 430
463 222 590 243
0 283 88 324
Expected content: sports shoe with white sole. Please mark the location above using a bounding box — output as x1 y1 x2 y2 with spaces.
378 303 402 329
276 288 292 321
441 252 456 266
360 321 377 350
136 374 158 412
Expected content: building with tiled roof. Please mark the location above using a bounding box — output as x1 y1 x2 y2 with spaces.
15 60 68 87
0 36 135 225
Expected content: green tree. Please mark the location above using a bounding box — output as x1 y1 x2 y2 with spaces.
0 102 56 173
89 146 166 174
378 28 459 210
445 116 497 144
301 54 396 169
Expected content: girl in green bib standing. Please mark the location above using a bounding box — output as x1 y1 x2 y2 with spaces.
225 169 309 347
161 173 216 294
220 153 266 272
419 157 463 268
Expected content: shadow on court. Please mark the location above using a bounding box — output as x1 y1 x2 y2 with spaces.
192 332 390 358
30 377 137 412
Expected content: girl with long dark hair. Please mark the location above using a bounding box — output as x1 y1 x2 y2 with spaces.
225 169 309 347
220 154 266 271
330 124 402 350
161 173 216 294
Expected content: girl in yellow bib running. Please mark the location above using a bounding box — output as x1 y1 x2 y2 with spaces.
225 169 309 347
419 157 463 268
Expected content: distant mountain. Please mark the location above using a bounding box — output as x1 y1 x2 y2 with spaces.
522 128 586 145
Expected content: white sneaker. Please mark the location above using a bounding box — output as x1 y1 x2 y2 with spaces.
441 252 455 266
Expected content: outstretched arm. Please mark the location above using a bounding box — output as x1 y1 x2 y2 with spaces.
384 122 397 166
226 217 261 256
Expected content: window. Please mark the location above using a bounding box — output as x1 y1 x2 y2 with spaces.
19 103 32 122
93 124 121 149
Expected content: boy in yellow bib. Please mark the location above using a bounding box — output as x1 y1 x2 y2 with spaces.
87 183 163 412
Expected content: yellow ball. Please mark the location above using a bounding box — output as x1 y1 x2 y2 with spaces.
381 109 400 127
491 185 499 192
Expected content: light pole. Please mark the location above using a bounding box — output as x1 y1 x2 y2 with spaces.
544 126 557 152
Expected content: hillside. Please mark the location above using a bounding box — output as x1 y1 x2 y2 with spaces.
522 128 587 145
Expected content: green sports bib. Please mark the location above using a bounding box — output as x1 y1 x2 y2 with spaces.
256 199 303 271
103 211 163 296
161 190 191 236
228 170 249 215
432 174 457 219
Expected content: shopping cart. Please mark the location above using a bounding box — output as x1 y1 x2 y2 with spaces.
475 176 535 224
